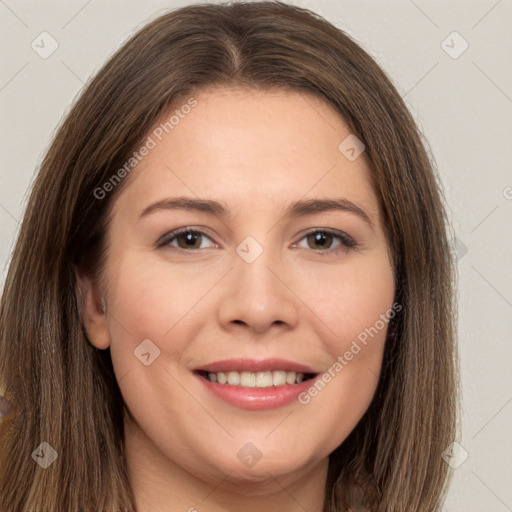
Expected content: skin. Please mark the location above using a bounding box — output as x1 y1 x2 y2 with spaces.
79 87 395 512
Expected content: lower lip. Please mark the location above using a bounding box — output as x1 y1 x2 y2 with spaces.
195 372 317 411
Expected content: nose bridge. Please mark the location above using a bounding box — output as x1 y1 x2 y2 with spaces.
216 232 299 332
235 233 281 298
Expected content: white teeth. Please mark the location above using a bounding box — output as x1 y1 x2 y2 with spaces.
285 371 296 384
227 371 240 385
272 370 287 386
240 371 256 387
203 370 307 387
256 371 273 387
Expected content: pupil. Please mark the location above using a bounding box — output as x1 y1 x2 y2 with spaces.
311 232 331 249
180 232 200 249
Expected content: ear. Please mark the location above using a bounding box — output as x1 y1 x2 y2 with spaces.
76 266 111 350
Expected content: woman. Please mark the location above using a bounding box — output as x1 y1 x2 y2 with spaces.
0 2 460 511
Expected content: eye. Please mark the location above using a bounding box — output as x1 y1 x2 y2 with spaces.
293 228 357 254
156 227 217 251
156 226 358 254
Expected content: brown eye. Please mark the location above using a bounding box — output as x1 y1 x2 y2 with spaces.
295 229 357 254
306 231 334 250
175 230 203 249
157 228 216 251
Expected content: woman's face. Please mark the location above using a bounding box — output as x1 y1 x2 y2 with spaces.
81 87 395 490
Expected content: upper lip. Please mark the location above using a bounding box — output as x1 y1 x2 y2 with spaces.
194 358 318 374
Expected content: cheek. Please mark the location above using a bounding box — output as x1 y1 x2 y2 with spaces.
105 251 214 333
103 250 234 382
103 253 193 372
292 254 395 449
295 252 395 348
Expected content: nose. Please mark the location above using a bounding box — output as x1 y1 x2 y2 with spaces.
216 244 300 335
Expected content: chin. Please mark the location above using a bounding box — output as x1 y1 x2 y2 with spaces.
199 446 320 484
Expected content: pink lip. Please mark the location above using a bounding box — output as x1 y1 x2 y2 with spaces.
194 357 317 374
195 372 318 411
193 358 319 411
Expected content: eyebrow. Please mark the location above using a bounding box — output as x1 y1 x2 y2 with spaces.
139 196 375 230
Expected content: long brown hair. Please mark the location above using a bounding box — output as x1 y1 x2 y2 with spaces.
0 2 460 510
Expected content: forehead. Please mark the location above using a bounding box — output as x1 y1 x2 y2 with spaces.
114 87 378 222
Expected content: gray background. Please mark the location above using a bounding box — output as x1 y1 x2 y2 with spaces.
1 0 511 510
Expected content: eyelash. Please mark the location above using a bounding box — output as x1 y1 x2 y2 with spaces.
156 226 358 255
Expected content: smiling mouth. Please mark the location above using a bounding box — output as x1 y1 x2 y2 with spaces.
195 369 317 387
